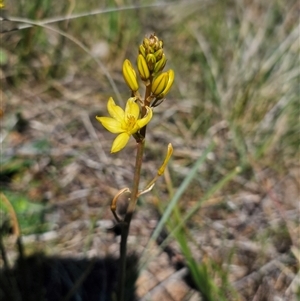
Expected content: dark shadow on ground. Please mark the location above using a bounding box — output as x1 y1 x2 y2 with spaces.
0 252 138 301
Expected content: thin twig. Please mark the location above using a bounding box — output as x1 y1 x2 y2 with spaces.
6 3 169 30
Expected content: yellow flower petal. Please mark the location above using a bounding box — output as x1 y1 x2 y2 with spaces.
124 97 139 120
111 132 130 153
96 116 123 133
107 97 124 122
133 106 153 133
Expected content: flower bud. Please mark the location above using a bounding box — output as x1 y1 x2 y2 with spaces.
156 69 174 99
122 59 139 92
149 34 160 51
139 45 146 57
154 54 167 74
137 54 150 81
143 38 150 49
149 46 156 53
146 53 156 71
151 72 168 95
154 49 163 61
158 143 173 176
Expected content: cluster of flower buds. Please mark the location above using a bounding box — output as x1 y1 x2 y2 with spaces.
138 34 166 79
122 34 174 107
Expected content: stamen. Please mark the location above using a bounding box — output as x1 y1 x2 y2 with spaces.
127 115 136 131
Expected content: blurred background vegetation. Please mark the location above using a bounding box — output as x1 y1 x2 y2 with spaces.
1 0 299 300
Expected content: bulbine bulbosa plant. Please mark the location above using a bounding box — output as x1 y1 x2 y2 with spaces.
96 34 174 301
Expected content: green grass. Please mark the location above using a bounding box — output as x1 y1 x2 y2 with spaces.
1 190 48 236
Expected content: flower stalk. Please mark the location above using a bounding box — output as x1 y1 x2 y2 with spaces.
118 140 145 301
95 33 175 301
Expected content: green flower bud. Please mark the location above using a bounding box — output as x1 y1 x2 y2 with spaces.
146 54 156 71
143 38 150 49
148 46 155 54
154 49 163 61
154 54 167 74
139 45 146 57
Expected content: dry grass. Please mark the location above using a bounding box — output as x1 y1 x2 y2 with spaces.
1 0 299 300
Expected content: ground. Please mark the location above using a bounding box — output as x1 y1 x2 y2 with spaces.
0 1 299 300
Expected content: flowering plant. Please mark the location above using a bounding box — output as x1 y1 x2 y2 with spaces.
96 34 174 301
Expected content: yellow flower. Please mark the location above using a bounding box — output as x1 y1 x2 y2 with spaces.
96 97 153 153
